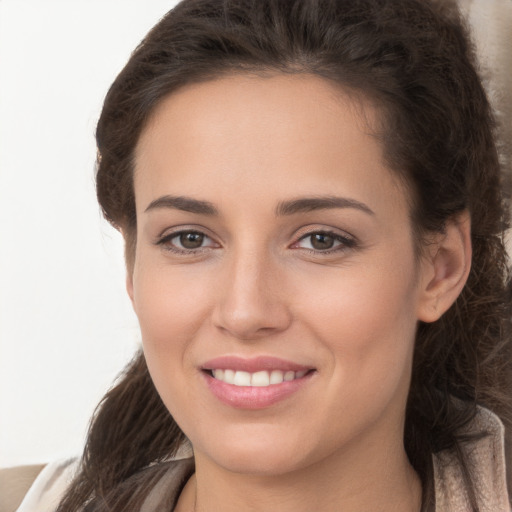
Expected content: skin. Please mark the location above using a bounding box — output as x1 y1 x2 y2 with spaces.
128 74 471 511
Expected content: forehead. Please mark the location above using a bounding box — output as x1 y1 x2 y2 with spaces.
136 73 375 160
134 73 407 218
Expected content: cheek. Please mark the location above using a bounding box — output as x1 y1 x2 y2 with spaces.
132 265 213 380
299 254 420 393
133 262 211 335
296 283 418 454
132 267 212 426
300 247 417 327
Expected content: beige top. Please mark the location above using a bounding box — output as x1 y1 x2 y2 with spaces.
10 407 511 512
433 407 510 512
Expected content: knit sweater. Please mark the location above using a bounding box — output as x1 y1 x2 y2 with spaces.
433 407 510 511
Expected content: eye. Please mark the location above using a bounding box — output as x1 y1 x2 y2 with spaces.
156 229 218 253
176 232 206 249
293 231 356 253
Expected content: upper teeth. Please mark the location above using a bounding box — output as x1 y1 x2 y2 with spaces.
211 369 307 387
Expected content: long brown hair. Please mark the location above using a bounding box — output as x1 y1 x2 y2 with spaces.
58 1 511 510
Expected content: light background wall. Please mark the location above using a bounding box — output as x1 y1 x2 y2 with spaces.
0 0 179 467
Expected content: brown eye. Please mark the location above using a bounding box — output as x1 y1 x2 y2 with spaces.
156 229 219 254
310 233 335 250
294 231 356 253
179 232 205 249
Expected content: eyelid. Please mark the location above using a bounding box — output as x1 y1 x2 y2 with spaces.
290 227 358 253
155 226 221 254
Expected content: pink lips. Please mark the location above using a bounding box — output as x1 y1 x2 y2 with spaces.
202 356 310 373
201 356 315 410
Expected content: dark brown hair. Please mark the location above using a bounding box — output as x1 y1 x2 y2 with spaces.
58 0 511 510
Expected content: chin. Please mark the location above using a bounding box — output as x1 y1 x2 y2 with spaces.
216 450 305 476
194 430 313 476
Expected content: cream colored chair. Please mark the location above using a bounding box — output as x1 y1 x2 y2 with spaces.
0 465 46 512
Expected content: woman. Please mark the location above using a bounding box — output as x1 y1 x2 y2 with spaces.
13 0 512 510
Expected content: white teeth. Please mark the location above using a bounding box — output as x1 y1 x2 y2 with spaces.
269 370 284 384
251 371 270 387
284 371 295 381
224 369 235 384
213 369 224 381
211 369 309 387
233 371 251 386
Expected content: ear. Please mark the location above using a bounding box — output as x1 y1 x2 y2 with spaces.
120 227 136 306
126 271 135 305
416 211 472 323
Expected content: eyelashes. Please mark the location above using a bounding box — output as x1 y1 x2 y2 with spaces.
293 231 357 253
156 230 219 254
155 228 358 256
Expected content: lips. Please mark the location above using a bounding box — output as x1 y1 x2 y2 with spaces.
202 355 311 373
201 356 315 409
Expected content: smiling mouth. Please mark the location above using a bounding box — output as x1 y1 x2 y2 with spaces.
202 359 316 408
205 369 313 387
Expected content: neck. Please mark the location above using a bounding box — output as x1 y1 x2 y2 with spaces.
176 436 422 512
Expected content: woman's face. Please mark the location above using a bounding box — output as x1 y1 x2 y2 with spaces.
130 74 434 476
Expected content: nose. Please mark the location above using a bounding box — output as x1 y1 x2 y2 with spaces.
212 249 292 341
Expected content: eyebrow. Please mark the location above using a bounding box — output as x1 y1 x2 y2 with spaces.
275 196 374 216
144 194 374 217
145 195 219 215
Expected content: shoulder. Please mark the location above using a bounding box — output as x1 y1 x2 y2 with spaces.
139 457 195 511
0 453 193 512
0 458 78 512
433 406 510 511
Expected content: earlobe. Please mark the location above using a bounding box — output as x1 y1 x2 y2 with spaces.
417 211 472 323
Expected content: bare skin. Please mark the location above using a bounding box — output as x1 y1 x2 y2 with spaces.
129 74 471 512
